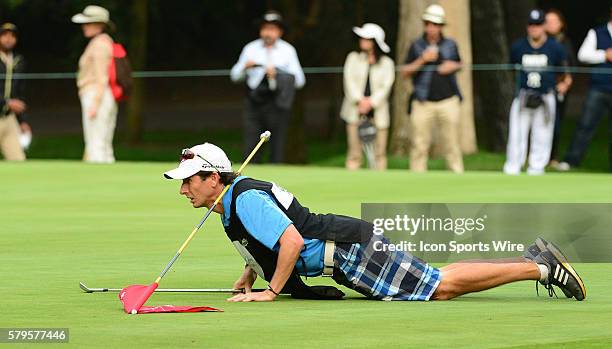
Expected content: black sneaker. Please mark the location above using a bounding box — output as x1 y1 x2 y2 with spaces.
524 237 573 298
532 239 586 301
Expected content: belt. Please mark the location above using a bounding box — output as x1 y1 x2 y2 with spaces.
322 240 335 277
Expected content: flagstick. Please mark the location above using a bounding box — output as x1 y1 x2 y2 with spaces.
129 131 271 314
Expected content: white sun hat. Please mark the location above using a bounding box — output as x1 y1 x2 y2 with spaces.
422 4 446 25
163 143 233 180
352 23 390 53
71 5 114 26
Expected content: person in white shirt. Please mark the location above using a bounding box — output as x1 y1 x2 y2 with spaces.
558 10 612 172
230 11 305 163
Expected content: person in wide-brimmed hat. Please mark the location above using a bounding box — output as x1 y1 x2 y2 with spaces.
71 5 115 31
71 5 118 163
230 10 305 164
0 22 29 160
340 23 395 170
400 4 464 174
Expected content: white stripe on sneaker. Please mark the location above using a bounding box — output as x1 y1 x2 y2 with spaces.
554 264 561 279
558 269 565 282
563 273 569 285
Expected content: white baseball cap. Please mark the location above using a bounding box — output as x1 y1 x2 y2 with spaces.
422 4 446 25
352 23 390 53
71 5 114 26
163 143 233 180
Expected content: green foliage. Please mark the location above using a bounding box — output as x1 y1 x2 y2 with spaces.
4 0 24 9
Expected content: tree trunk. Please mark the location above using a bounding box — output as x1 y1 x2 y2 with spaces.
391 0 431 156
125 0 148 144
439 0 477 154
470 0 514 151
279 0 320 164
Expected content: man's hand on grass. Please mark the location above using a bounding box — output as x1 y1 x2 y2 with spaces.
227 290 276 302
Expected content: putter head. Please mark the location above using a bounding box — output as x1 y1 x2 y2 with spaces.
260 131 271 142
79 281 93 293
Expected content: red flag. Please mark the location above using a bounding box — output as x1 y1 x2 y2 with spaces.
119 284 222 314
119 283 158 314
137 305 222 314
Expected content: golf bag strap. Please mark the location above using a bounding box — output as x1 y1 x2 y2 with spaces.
323 240 335 277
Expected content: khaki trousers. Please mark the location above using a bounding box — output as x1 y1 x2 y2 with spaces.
410 96 463 173
0 114 26 161
345 122 388 170
81 88 117 163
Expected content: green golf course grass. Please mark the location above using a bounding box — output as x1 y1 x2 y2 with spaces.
1 161 611 348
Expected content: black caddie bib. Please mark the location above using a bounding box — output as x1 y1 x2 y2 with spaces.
223 178 371 298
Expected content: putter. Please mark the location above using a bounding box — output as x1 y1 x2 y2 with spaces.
79 281 264 294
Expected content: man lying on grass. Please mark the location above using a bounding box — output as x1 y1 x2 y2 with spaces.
163 143 586 302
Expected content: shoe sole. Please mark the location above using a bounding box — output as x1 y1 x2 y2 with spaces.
546 241 586 300
535 237 548 253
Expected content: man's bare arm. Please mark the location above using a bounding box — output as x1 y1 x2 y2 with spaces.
227 224 304 302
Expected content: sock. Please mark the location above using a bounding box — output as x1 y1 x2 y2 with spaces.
537 264 549 283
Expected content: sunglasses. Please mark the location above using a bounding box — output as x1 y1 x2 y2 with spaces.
180 149 220 172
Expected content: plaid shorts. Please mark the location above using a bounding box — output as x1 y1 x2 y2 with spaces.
332 234 441 301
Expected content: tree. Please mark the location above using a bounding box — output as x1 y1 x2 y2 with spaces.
468 0 537 151
277 0 321 164
439 0 476 154
125 0 148 143
391 0 429 156
470 0 514 151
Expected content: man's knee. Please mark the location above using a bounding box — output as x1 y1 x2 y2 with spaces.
431 279 456 301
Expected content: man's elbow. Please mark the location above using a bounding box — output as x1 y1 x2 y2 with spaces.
283 233 304 252
289 234 304 250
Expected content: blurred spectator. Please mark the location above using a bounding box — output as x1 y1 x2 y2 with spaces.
0 23 27 161
231 11 305 163
503 9 569 175
545 9 575 169
71 6 117 164
559 8 612 172
341 23 395 170
400 5 464 173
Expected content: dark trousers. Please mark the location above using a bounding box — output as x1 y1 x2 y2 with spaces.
243 97 289 163
563 89 612 170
